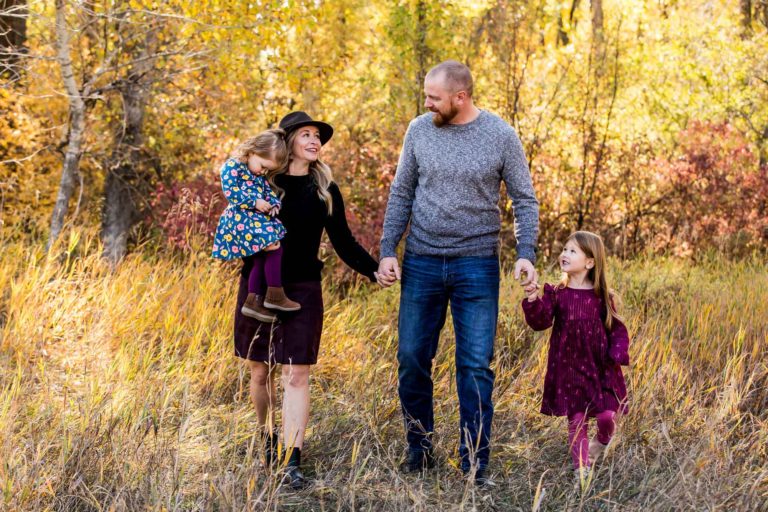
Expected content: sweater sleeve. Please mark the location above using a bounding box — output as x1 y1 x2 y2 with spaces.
380 121 418 258
501 128 539 263
325 183 379 282
607 302 630 365
262 178 282 208
220 160 260 210
521 284 556 331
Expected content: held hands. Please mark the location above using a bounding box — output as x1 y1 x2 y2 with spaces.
375 256 400 288
514 258 537 286
524 281 540 301
514 258 539 301
373 257 538 292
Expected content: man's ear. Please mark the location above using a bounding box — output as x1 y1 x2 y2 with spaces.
455 90 469 103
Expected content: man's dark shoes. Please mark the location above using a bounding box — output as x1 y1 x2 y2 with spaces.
474 468 492 487
463 466 492 487
399 449 436 473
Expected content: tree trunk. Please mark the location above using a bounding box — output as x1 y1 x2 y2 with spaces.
101 27 156 264
101 82 145 264
557 0 581 46
591 0 604 47
414 0 428 116
740 0 753 37
556 13 567 46
48 0 85 251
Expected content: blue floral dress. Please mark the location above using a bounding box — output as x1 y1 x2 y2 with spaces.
212 158 286 260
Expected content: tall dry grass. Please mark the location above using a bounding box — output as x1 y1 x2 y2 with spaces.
0 232 766 511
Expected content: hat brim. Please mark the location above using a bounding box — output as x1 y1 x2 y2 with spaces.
284 121 334 145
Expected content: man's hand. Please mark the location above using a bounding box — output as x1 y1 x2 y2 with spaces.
255 198 272 213
376 256 401 288
514 258 537 286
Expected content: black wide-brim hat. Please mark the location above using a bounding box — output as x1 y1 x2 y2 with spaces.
278 111 334 145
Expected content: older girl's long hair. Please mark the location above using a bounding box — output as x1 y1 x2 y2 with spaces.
268 128 334 215
559 231 623 330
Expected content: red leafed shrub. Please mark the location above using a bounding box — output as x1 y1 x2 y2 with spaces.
149 174 225 252
343 161 395 255
321 141 397 286
658 121 768 256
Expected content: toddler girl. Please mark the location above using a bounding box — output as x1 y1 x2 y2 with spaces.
521 231 629 483
212 129 300 322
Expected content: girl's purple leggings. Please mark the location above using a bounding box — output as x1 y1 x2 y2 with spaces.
247 246 283 294
567 410 615 469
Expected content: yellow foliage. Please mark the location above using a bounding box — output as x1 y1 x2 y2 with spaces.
0 91 60 236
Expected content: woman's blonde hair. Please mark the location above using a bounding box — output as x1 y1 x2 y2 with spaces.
559 230 623 330
268 128 334 215
231 129 289 169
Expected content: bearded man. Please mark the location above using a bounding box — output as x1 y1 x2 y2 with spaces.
376 60 540 485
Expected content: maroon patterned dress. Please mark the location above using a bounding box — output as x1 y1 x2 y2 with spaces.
522 284 629 417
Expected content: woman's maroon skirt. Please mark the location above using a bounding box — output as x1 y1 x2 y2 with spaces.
233 266 324 365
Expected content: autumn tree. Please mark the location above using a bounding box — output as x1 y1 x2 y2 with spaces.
48 0 86 249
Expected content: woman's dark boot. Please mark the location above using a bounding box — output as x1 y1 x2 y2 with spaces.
263 430 279 466
284 447 308 490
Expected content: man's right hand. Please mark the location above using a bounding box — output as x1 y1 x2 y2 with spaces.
376 257 401 288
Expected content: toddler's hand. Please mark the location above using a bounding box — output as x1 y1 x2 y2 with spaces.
255 199 271 213
524 282 540 301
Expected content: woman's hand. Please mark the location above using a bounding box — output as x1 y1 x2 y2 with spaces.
376 257 400 288
524 281 540 301
255 199 272 213
268 205 280 217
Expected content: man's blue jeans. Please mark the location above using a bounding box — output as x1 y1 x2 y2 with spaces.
397 251 500 471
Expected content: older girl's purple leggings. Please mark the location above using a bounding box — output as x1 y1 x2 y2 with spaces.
567 410 615 469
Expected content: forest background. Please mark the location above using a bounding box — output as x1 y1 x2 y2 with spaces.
2 0 767 265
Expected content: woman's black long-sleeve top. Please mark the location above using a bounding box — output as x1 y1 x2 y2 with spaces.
264 173 378 284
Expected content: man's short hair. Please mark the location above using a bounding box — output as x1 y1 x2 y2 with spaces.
426 60 474 97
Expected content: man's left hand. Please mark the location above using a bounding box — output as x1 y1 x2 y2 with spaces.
514 258 537 286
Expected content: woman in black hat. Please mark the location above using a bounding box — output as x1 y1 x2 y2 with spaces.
233 112 379 489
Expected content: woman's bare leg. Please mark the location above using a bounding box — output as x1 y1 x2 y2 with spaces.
281 363 311 449
248 360 277 431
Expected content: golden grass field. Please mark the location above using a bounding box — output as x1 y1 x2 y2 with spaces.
1 232 766 511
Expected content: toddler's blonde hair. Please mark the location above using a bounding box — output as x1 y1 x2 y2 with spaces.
231 129 289 169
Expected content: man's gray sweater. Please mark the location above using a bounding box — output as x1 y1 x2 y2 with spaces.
380 110 539 262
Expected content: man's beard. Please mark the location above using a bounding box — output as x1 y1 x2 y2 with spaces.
431 104 459 127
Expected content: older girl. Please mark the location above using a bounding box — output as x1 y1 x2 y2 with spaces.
521 231 630 485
